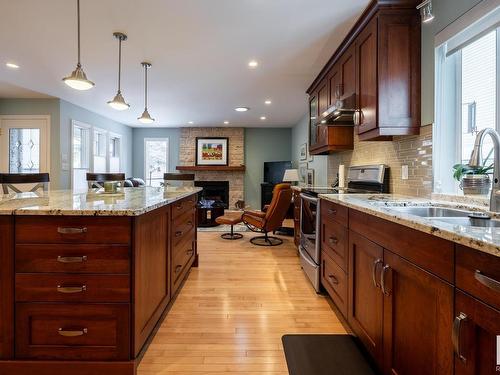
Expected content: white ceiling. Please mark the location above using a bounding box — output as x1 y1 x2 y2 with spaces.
0 0 369 128
0 81 52 99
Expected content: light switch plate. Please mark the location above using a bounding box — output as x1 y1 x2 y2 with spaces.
402 165 409 180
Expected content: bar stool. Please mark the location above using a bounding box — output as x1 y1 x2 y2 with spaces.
0 173 50 194
86 173 126 189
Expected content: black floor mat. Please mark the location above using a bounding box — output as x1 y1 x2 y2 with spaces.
282 334 376 375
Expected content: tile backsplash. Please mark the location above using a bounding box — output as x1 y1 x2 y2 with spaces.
327 125 433 197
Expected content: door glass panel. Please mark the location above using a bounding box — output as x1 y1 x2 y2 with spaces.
145 139 168 186
9 128 40 173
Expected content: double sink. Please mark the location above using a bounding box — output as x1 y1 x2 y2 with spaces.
387 206 500 228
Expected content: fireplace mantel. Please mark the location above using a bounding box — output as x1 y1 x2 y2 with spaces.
176 165 246 172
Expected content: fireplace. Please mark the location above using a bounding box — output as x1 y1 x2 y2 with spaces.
194 180 230 208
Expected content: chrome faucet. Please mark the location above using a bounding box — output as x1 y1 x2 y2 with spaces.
469 128 500 212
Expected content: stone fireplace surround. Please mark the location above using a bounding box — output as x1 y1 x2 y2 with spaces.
179 127 244 208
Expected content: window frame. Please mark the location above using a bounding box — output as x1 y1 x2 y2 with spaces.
143 137 169 186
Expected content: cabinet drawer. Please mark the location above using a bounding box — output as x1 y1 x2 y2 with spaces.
16 274 130 303
321 200 348 226
15 216 131 245
321 251 348 318
16 303 129 360
16 244 130 274
321 220 348 271
172 209 196 247
456 245 500 310
171 195 197 220
172 230 196 262
172 238 195 283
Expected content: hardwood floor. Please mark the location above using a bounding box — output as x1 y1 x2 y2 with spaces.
137 231 346 374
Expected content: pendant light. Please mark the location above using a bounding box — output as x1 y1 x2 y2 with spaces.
63 0 94 90
138 62 155 124
107 32 130 110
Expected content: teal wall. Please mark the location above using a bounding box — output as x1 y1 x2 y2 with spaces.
59 100 133 188
131 127 181 180
244 128 292 208
0 98 133 189
0 98 62 187
421 0 482 126
291 113 328 187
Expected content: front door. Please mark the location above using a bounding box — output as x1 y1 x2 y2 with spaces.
0 115 50 174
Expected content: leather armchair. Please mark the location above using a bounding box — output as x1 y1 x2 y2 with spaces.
242 183 292 246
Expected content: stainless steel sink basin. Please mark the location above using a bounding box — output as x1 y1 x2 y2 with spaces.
388 206 472 218
430 217 500 228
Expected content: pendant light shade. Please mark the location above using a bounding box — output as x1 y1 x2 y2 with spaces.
138 62 155 124
107 32 130 110
63 0 94 90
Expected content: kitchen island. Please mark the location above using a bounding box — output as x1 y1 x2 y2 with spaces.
0 186 201 375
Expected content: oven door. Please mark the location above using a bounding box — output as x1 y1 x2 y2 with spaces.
299 193 320 264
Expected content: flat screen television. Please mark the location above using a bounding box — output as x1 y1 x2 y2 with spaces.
264 161 292 185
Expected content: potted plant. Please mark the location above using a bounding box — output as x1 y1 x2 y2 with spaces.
453 162 493 195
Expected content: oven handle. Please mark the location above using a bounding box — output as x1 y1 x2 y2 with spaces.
299 246 318 268
300 193 318 203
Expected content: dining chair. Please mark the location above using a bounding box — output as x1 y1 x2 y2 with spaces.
0 173 50 194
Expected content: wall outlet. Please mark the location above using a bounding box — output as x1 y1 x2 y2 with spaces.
401 165 409 180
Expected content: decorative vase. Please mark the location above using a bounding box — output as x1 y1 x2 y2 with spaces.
460 174 491 195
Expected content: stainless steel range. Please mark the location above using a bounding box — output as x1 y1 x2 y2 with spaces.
299 164 389 292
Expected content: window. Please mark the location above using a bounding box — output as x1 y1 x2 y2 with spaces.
109 134 121 173
434 6 500 194
93 128 108 173
144 138 169 186
71 121 91 192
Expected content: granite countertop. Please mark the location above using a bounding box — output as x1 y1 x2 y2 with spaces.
0 186 202 216
318 193 500 258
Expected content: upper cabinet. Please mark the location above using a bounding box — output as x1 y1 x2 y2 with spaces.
307 0 421 148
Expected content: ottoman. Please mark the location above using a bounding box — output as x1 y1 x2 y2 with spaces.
215 211 244 240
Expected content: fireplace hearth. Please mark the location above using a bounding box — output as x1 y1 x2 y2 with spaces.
194 180 230 208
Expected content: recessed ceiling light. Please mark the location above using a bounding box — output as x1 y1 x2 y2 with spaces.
223 121 229 125
235 107 249 112
6 62 19 69
265 100 272 105
188 121 194 124
260 116 267 120
248 60 259 68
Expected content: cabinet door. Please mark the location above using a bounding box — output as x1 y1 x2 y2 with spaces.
340 44 356 101
309 94 318 147
348 231 384 367
355 17 378 134
382 250 453 375
0 216 14 359
318 81 329 118
454 290 500 375
329 63 341 106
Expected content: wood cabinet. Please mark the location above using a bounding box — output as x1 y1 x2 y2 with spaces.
293 189 301 247
307 0 421 146
382 250 453 375
454 291 500 375
319 201 498 375
0 192 198 375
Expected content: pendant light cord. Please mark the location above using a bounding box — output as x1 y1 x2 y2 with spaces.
118 38 122 92
144 65 148 110
77 0 81 67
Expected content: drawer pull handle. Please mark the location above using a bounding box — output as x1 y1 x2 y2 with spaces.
328 209 337 215
328 274 339 285
57 256 88 263
57 227 88 234
187 220 193 226
381 265 391 296
58 328 88 337
187 249 194 256
372 259 383 288
452 312 467 362
57 285 87 293
175 265 183 273
176 204 183 210
328 237 339 245
175 231 183 237
474 270 500 293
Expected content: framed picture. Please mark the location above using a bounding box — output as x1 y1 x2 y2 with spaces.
299 143 308 161
299 162 308 185
307 169 315 187
195 137 229 166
